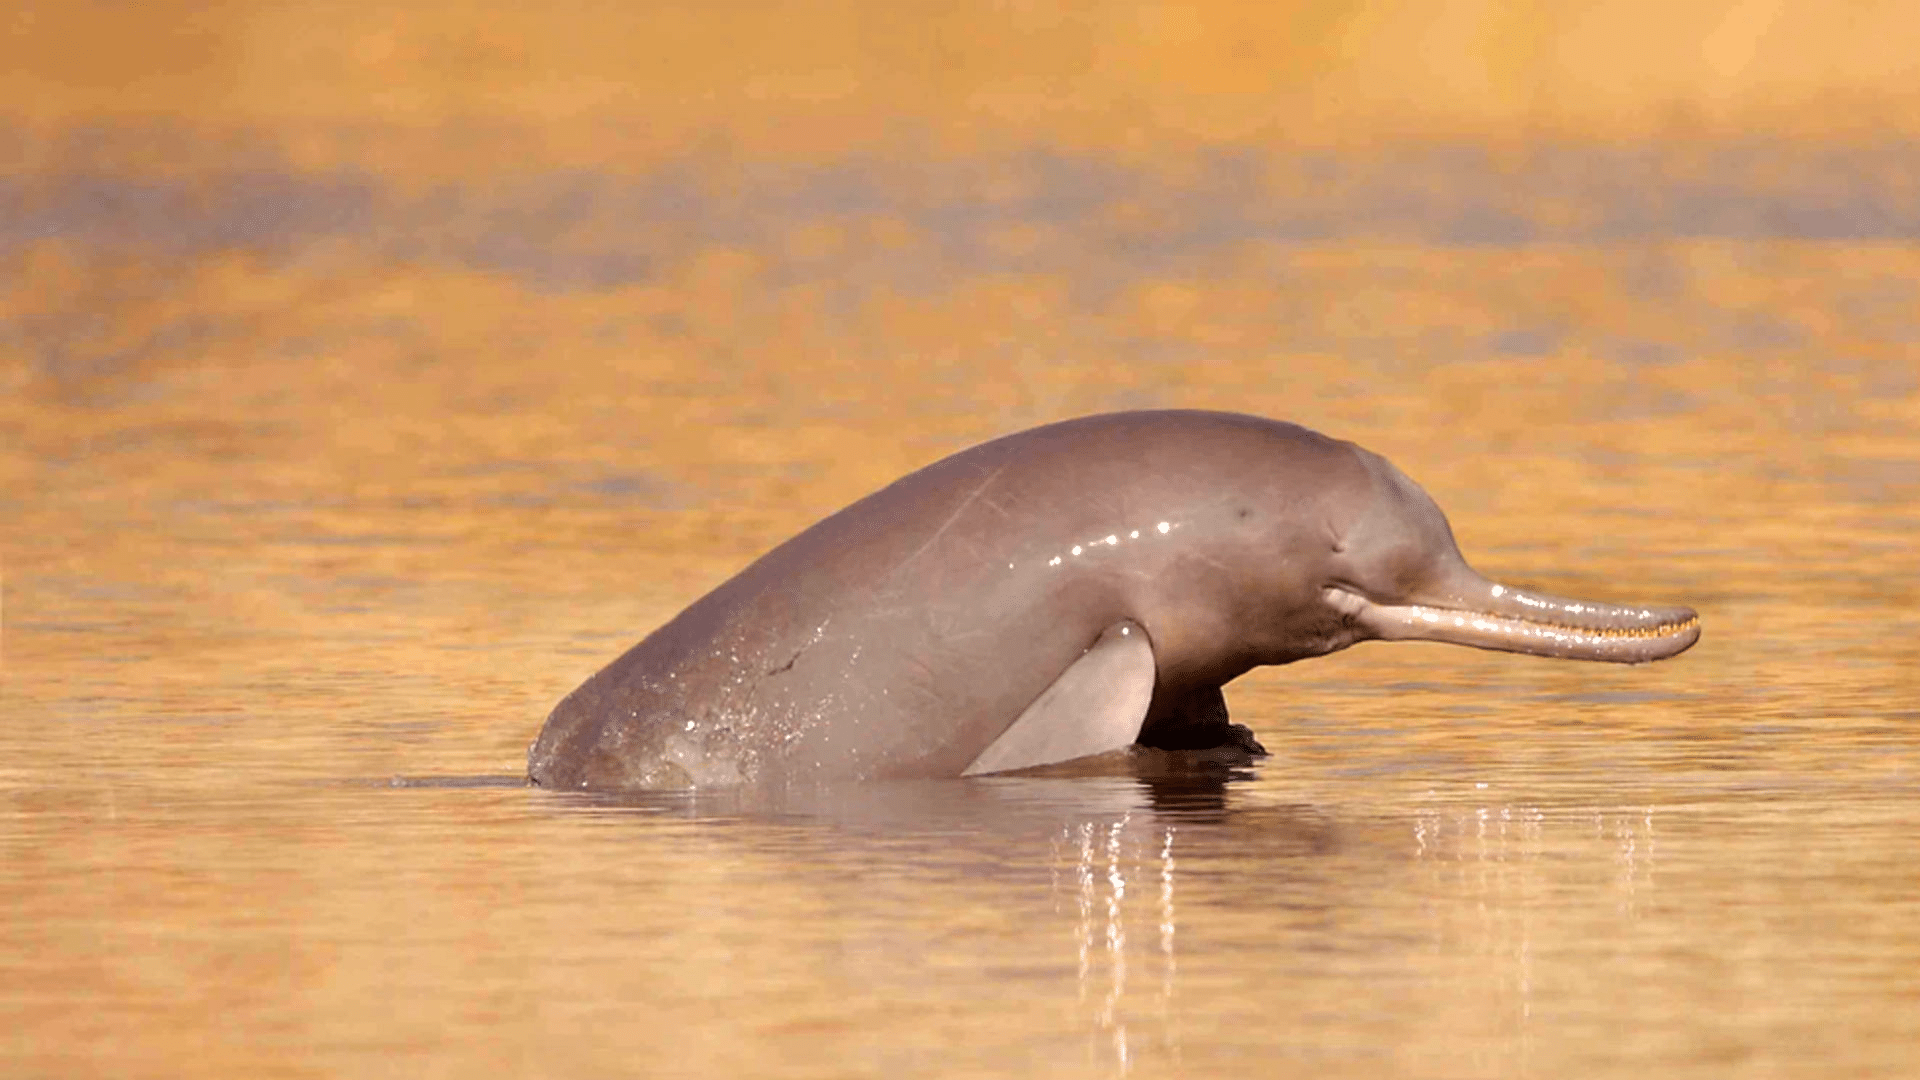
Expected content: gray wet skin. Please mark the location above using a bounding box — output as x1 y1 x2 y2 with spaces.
528 411 1700 791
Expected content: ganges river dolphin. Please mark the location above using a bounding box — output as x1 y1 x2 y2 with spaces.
527 411 1699 791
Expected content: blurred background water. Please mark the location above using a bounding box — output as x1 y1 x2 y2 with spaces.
3 3 1918 1076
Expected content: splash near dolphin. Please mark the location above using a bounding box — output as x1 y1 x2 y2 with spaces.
528 411 1699 790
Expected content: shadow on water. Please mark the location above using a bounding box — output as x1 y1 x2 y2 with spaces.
377 773 529 789
376 749 1339 860
507 746 1294 828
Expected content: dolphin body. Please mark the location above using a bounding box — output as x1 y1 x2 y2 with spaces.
528 411 1699 791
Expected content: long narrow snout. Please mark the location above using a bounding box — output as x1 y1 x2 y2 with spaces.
1327 567 1700 664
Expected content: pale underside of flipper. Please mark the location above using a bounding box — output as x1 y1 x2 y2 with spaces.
962 621 1156 776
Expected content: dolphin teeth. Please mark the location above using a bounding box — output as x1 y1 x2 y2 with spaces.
1409 608 1700 641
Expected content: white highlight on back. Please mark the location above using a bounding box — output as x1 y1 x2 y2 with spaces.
1039 520 1181 569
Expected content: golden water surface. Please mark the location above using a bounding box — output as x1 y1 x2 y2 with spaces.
4 3 1919 1077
